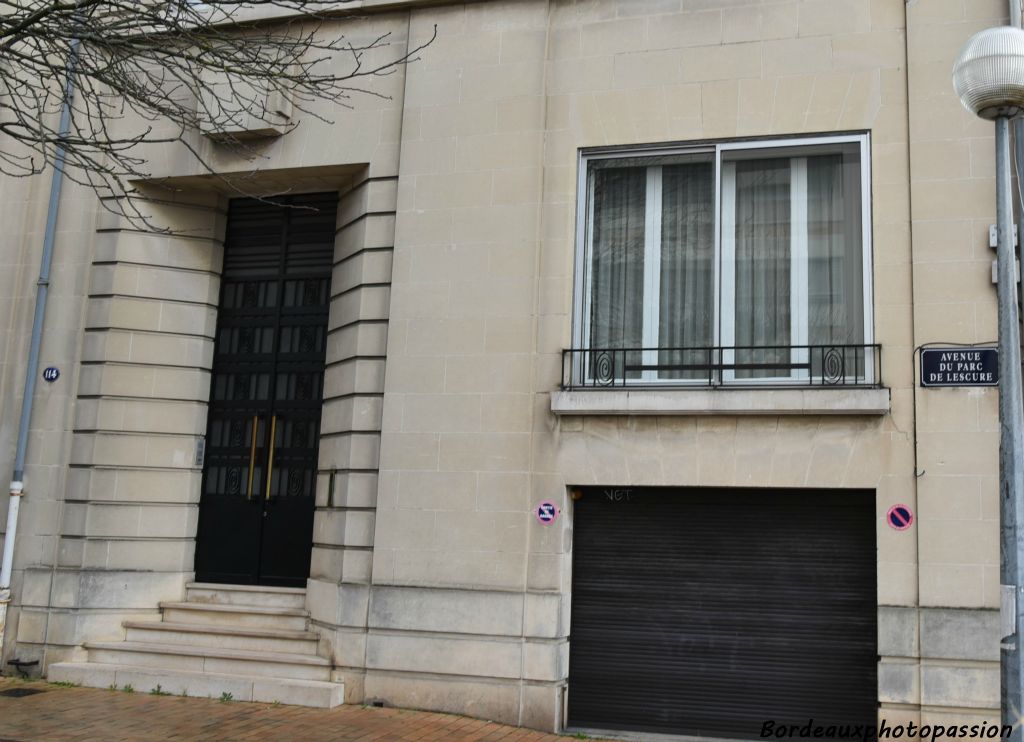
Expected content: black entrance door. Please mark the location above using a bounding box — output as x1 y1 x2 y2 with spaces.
194 194 337 587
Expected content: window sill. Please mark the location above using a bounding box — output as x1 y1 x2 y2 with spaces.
550 387 891 416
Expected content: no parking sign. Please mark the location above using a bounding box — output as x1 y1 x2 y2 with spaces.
887 504 914 531
535 500 560 525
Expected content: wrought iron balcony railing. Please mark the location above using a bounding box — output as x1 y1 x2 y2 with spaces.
561 344 882 390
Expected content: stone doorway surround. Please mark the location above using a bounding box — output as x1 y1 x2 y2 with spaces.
14 165 397 711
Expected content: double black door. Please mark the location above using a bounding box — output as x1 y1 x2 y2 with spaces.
194 194 337 587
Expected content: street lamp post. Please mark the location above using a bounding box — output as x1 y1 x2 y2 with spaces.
954 26 1024 738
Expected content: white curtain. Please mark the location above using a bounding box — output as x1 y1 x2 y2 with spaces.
807 152 864 376
588 166 646 379
659 162 714 379
733 158 791 378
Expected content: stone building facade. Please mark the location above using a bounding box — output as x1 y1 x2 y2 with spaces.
0 0 1007 735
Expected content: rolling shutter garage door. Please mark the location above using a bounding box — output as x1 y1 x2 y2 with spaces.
568 487 877 738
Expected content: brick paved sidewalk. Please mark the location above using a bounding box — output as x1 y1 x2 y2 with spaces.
0 678 608 742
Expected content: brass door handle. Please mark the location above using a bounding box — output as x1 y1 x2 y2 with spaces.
246 415 259 500
265 414 278 500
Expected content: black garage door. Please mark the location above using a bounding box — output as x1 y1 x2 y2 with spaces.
568 487 877 739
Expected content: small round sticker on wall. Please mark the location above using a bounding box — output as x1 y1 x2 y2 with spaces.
887 504 914 531
535 500 560 525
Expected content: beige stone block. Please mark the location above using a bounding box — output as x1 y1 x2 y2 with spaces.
580 17 648 57
327 321 389 361
770 76 815 132
477 472 530 512
462 62 544 104
392 547 525 589
332 250 394 295
910 218 980 264
483 316 532 355
838 70 883 129
917 476 983 521
451 204 538 244
398 470 477 511
331 285 390 327
547 56 615 95
444 354 532 394
735 78 776 136
763 37 832 78
336 215 396 260
493 94 544 134
319 431 381 472
491 167 542 205
970 136 996 179
878 658 919 705
799 0 870 37
919 519 997 567
878 560 918 606
325 359 386 399
527 552 569 593
321 396 383 435
920 563 985 608
913 302 983 346
921 662 999 710
722 4 798 43
454 131 542 173
407 242 490 283
317 470 378 509
912 178 995 222
369 585 523 635
313 510 374 549
125 332 212 368
363 672 520 726
85 296 160 333
438 432 531 472
405 317 486 356
383 355 444 393
610 49 682 90
697 79 738 137
413 171 493 210
523 640 567 682
680 42 761 84
401 393 482 434
379 432 440 471
916 431 997 477
647 10 722 49
480 394 532 433
374 509 436 551
834 29 906 70
436 511 525 552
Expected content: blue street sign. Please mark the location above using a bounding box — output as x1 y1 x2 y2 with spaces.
42 367 60 383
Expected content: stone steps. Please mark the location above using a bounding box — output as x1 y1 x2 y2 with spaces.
123 620 320 655
46 584 344 708
83 641 331 681
158 601 310 631
47 662 344 707
185 582 307 610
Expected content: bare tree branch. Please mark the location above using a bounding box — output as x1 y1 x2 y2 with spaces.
0 1 436 230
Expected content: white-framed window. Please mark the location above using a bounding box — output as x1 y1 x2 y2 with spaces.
571 133 874 387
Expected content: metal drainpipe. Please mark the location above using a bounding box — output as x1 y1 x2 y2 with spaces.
0 37 80 669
